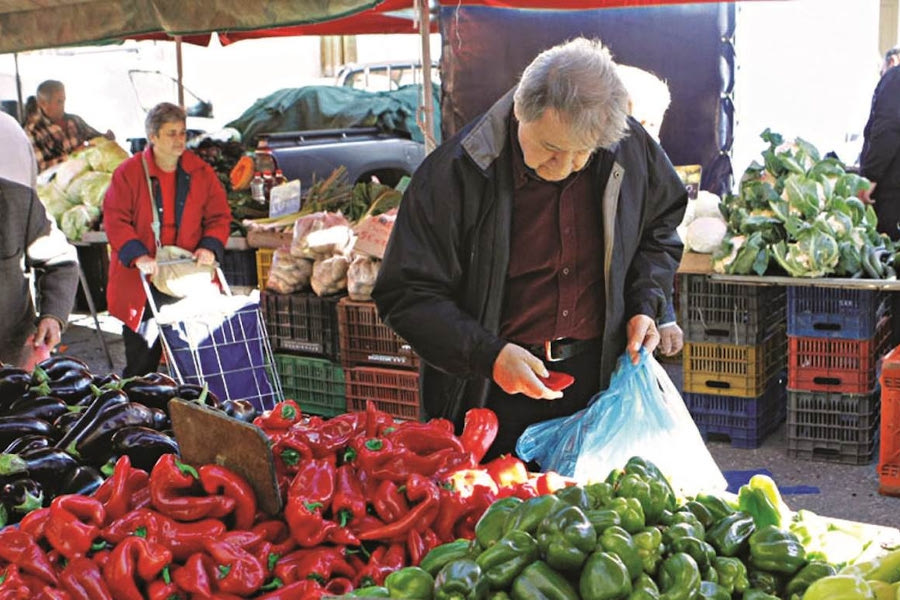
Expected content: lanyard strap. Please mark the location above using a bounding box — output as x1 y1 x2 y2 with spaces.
140 154 161 248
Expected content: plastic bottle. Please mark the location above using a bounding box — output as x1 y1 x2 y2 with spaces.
250 172 265 203
273 169 287 187
262 171 274 201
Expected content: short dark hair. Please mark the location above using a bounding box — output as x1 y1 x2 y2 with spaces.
145 102 186 139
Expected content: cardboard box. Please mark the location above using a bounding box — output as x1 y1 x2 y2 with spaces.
678 252 713 274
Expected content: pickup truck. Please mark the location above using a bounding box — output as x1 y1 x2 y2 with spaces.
255 126 425 189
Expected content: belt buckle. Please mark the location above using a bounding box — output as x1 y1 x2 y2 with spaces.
544 338 564 362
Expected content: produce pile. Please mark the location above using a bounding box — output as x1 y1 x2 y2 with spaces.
712 129 897 278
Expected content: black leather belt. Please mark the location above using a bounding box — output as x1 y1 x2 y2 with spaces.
520 337 601 362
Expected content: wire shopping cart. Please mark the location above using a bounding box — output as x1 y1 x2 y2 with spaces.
141 262 283 412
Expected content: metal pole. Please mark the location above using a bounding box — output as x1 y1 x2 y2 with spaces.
14 53 24 122
175 35 185 108
418 0 437 154
77 263 115 370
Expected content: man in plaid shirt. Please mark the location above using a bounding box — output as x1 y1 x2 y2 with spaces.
24 80 114 172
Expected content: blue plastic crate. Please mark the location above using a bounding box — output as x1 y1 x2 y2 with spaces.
787 287 889 340
684 374 786 448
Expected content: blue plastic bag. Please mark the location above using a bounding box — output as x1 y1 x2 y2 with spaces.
516 349 726 494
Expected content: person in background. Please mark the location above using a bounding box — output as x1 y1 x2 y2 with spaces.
24 79 115 172
373 38 686 460
103 102 232 377
0 112 79 369
618 64 684 357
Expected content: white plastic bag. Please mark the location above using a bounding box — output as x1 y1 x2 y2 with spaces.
517 349 727 495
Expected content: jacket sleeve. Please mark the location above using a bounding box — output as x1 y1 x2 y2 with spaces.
103 162 150 267
25 191 79 328
196 165 232 262
625 136 687 322
373 155 506 379
860 70 900 184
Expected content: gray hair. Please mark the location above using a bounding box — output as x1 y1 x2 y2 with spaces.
514 38 630 149
36 80 64 101
145 102 186 139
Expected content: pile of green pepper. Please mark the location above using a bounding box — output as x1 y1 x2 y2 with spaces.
356 457 849 600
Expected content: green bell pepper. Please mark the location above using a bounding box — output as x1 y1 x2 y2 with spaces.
488 593 511 600
615 473 671 525
475 530 539 590
702 566 717 585
693 492 737 523
579 551 632 600
697 581 730 600
742 588 780 600
633 527 664 576
622 457 676 507
803 575 874 600
349 586 391 597
555 485 591 511
536 504 597 572
585 481 615 509
598 525 642 580
586 508 622 534
663 521 705 546
784 560 836 597
747 568 782 595
658 553 701 600
713 556 749 594
607 496 646 534
476 497 523 549
670 536 716 571
386 567 435 600
748 525 807 575
629 573 660 600
421 540 479 577
841 548 900 583
434 559 488 600
510 560 579 600
668 511 706 539
705 511 755 557
683 500 715 530
504 495 565 537
737 474 792 529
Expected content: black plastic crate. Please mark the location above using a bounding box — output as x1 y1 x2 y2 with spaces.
787 287 890 340
786 387 881 465
222 248 258 287
679 274 785 345
683 374 786 448
73 242 109 312
261 291 342 360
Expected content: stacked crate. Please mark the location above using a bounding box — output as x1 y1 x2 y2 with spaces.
337 298 422 421
785 287 891 464
878 346 900 496
679 275 787 448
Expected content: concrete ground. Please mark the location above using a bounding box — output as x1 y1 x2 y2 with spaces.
61 310 900 534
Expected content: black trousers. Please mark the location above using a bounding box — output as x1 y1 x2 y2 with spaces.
483 343 603 463
121 287 179 378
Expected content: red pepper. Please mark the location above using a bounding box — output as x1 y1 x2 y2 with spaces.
93 455 150 524
101 508 164 545
273 547 355 585
447 468 500 497
332 464 367 527
34 589 70 600
251 520 296 557
45 495 105 559
357 474 440 541
458 408 499 463
347 435 394 475
371 447 474 482
371 479 409 523
149 454 236 521
407 528 428 566
287 458 336 511
198 464 257 530
364 399 395 438
103 537 172 600
0 565 31 600
271 435 312 476
172 553 215 597
18 507 51 540
163 518 229 562
0 528 58 586
255 579 324 600
146 579 185 600
387 421 466 454
531 470 570 495
485 454 530 488
284 497 337 548
59 557 112 600
355 543 406 587
323 577 354 597
202 538 266 596
253 400 302 431
432 487 471 542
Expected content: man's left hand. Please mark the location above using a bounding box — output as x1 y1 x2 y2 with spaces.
627 314 660 364
193 248 216 266
34 317 62 351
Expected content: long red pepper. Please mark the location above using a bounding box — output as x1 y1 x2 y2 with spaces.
103 537 172 600
202 538 266 596
0 565 32 600
458 408 499 463
172 553 214 597
45 495 105 559
332 464 367 527
149 454 236 522
59 557 113 600
0 528 58 586
371 479 409 523
357 474 440 541
198 464 257 530
93 455 150 524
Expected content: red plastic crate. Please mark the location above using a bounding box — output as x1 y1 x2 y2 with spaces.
344 366 420 421
337 298 420 370
787 316 891 394
878 345 900 496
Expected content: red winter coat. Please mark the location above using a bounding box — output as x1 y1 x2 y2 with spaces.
103 148 232 331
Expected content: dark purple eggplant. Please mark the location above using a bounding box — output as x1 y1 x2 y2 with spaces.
122 375 179 412
221 399 258 423
0 417 55 448
0 447 79 495
176 383 223 409
0 367 31 412
1 477 45 519
33 356 90 381
75 402 158 465
2 435 53 454
6 395 68 423
59 465 104 496
92 372 121 389
111 426 180 472
52 410 84 439
149 407 170 431
54 389 129 453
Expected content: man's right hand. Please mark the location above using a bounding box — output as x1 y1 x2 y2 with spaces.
492 343 564 400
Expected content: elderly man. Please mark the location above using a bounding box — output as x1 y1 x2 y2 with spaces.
373 38 686 459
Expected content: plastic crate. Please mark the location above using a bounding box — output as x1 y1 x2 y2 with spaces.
256 248 274 290
683 374 786 448
344 366 420 421
678 274 785 344
787 316 891 394
786 388 880 465
787 287 890 339
878 346 900 495
261 291 342 360
682 331 786 397
275 354 346 417
337 298 420 370
222 248 258 287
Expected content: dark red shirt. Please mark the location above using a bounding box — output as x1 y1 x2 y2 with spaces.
499 116 611 344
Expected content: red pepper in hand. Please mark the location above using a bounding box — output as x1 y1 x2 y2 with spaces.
198 464 257 530
459 408 499 463
149 454 236 521
203 538 266 596
59 557 112 600
103 537 172 600
357 474 440 541
371 479 409 523
45 495 105 559
253 400 302 431
0 528 58 585
173 553 215 597
93 455 150 524
332 464 367 527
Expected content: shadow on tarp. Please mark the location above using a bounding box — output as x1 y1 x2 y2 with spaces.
724 469 820 495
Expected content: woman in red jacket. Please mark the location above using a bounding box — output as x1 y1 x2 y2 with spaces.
103 102 232 377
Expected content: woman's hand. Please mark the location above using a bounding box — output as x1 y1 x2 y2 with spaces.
134 255 158 277
193 248 216 266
